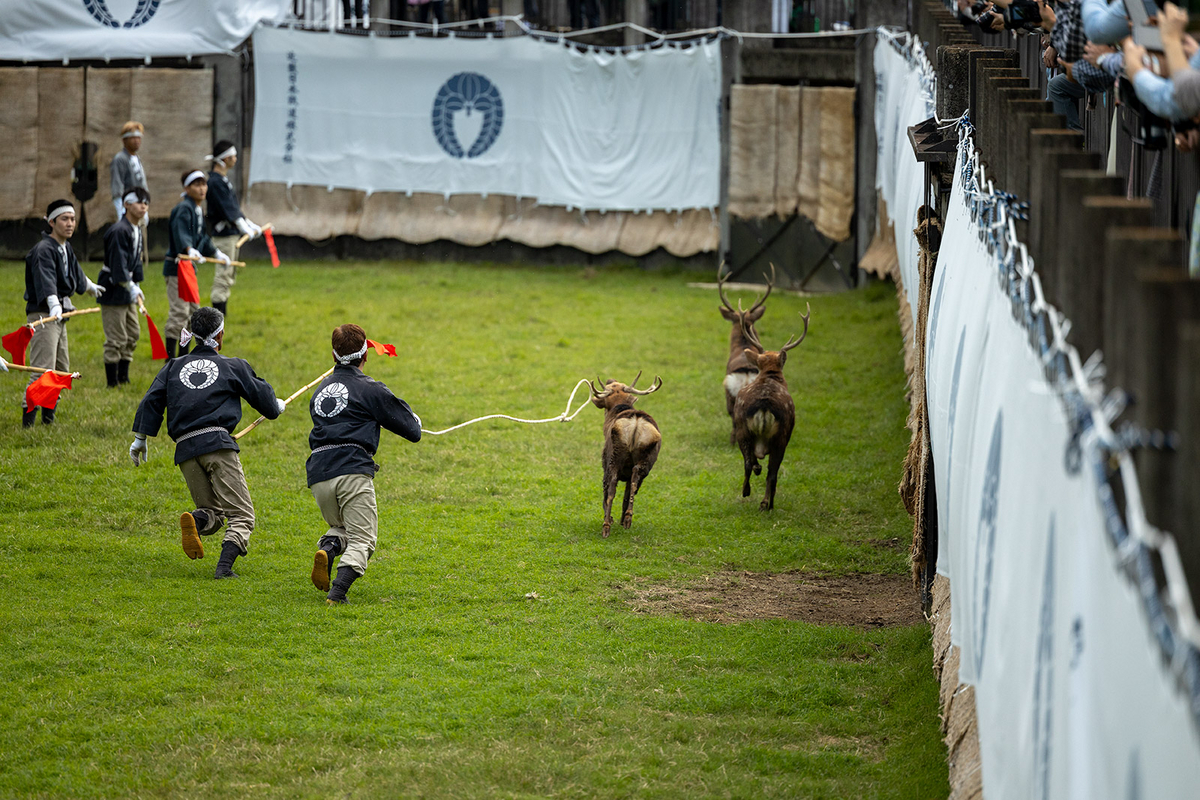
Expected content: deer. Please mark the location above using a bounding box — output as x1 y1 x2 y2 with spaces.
732 304 810 510
718 263 776 443
587 372 663 538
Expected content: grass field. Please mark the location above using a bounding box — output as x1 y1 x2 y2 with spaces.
0 257 946 799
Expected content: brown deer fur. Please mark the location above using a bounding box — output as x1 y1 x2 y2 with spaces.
733 306 810 510
588 374 663 537
718 266 775 442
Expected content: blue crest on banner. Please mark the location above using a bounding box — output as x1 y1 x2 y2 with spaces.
973 409 1003 677
432 72 504 159
83 0 161 28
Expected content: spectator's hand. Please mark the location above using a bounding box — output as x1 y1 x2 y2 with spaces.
1183 33 1198 59
186 246 203 262
1160 2 1188 39
1038 0 1056 30
130 435 148 466
1084 42 1116 65
1124 38 1149 79
1044 43 1058 68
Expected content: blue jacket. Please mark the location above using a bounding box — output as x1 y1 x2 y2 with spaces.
99 216 144 306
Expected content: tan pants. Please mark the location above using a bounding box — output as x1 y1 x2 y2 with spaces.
310 473 378 576
23 312 69 409
100 303 140 363
211 234 239 304
178 449 255 554
165 275 199 341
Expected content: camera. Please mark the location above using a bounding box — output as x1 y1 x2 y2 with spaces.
975 0 1044 32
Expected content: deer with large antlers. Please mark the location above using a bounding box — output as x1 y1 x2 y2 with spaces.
718 264 775 443
733 305 810 510
588 372 663 538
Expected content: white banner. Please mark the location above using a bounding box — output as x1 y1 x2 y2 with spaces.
925 143 1200 799
0 0 290 61
248 27 722 212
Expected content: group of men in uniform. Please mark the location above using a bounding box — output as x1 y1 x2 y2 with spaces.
14 123 423 604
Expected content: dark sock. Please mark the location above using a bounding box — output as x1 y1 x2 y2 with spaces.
105 362 119 388
165 338 176 359
326 566 359 604
214 541 242 579
21 408 36 428
317 535 343 579
117 359 131 384
192 508 212 534
213 301 227 317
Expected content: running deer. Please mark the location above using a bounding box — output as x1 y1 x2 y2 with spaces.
588 372 663 537
733 305 810 510
718 264 775 442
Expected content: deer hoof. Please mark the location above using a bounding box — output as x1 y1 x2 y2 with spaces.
621 514 632 529
602 523 611 538
759 499 773 511
742 484 751 497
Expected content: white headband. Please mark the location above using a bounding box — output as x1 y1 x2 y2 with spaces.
205 146 237 164
180 170 207 197
123 191 143 205
180 320 224 350
46 205 74 222
334 342 368 364
122 129 144 139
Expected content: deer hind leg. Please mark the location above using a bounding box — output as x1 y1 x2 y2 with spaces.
761 449 784 510
741 449 757 498
602 468 620 538
619 479 633 528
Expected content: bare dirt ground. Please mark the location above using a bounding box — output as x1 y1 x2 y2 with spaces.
621 567 925 628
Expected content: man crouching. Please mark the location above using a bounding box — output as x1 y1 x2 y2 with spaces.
308 324 422 604
128 307 285 578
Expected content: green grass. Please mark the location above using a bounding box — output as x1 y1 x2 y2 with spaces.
0 258 946 799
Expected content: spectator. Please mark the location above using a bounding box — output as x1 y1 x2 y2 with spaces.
569 0 600 29
1081 0 1132 44
408 0 446 25
1125 3 1200 121
1045 0 1089 131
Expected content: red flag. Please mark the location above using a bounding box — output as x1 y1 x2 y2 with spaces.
366 339 397 357
25 371 73 410
143 309 168 360
177 260 200 304
2 326 32 366
264 228 281 268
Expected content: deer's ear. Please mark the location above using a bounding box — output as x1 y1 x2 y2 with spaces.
778 350 787 367
590 394 607 408
719 306 739 322
743 349 759 367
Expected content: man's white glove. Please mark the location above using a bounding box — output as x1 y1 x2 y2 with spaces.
130 282 144 303
248 220 263 238
0 358 8 372
186 247 204 262
130 434 148 466
84 278 105 299
214 249 232 266
46 295 63 321
235 217 261 239
275 398 288 415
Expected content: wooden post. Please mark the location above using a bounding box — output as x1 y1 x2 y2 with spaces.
1041 160 1109 302
1004 101 1057 203
1026 130 1085 266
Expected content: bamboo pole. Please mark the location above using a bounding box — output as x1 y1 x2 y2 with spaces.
236 222 273 250
233 366 335 441
1 358 78 377
176 256 247 268
26 307 100 330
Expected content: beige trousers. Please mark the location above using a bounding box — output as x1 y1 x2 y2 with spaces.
101 303 140 363
23 312 69 408
165 275 199 341
310 473 378 576
178 449 255 554
211 234 239 304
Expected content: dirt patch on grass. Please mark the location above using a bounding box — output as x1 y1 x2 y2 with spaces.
622 571 925 628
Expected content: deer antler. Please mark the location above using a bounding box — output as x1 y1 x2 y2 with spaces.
745 262 776 316
740 315 763 351
629 370 642 388
624 375 663 396
717 268 737 313
587 377 612 399
779 303 812 353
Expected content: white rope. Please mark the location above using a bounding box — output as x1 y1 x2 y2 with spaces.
420 378 593 436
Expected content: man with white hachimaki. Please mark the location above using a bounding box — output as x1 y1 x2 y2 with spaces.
130 307 285 579
307 324 422 604
205 140 261 319
22 200 105 426
164 170 229 359
98 187 150 388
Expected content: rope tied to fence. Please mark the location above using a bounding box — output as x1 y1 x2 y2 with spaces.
420 378 594 435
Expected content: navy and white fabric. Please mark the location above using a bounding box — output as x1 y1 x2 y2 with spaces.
306 364 422 487
249 27 722 212
24 234 87 315
0 0 291 61
99 216 144 306
132 345 280 464
206 171 244 236
164 198 216 277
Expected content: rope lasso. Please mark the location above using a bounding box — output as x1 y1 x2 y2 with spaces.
421 378 593 435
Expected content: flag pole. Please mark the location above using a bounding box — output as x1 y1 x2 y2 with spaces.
2 358 78 377
176 256 247 268
233 366 335 441
236 222 273 250
26 307 101 330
